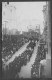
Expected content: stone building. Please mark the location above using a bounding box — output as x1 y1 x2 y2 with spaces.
42 1 51 59
39 1 51 78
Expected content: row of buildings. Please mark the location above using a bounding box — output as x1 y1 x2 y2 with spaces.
42 1 51 59
2 25 41 41
39 1 51 77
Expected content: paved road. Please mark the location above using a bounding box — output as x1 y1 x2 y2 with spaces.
18 42 39 78
3 41 30 69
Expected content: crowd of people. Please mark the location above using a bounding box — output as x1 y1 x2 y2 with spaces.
2 33 47 79
2 37 35 79
2 34 28 61
31 39 47 78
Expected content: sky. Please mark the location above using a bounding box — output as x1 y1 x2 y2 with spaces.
2 2 46 34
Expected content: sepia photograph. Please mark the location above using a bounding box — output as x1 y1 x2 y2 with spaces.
2 1 51 79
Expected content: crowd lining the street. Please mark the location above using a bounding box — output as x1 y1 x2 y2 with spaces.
2 34 47 79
